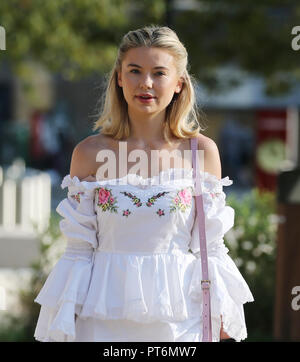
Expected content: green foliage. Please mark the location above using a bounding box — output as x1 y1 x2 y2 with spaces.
1 0 299 94
224 188 277 341
176 0 300 95
1 0 131 80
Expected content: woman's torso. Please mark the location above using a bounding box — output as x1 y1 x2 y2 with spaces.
72 133 209 254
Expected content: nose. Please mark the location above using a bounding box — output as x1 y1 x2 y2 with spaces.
140 73 153 89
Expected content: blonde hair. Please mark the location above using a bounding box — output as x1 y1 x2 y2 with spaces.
92 24 207 144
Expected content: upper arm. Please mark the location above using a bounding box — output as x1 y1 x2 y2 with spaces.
197 135 222 180
70 137 97 180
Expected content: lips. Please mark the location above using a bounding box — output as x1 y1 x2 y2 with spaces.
136 93 156 99
138 96 154 99
136 96 155 103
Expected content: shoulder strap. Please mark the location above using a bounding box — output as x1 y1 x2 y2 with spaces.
190 137 212 342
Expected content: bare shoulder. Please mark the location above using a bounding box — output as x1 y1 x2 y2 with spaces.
195 134 222 180
70 133 110 180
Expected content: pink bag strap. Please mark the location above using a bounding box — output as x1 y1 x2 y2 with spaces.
190 136 212 342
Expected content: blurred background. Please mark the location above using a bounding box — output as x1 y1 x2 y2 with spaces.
0 0 300 342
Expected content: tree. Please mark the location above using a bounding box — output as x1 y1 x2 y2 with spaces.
1 0 299 93
0 0 131 80
172 0 300 95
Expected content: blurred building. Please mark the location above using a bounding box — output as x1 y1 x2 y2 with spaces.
197 65 300 193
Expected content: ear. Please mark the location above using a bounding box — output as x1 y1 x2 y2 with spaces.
117 70 122 87
175 76 184 93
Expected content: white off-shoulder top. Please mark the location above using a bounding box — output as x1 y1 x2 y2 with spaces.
33 168 254 342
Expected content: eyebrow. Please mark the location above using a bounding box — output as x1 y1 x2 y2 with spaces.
127 63 169 70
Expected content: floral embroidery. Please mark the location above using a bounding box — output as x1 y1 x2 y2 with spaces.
210 191 221 199
120 191 142 207
170 187 193 213
122 209 131 217
156 209 165 217
70 191 84 203
94 186 193 216
96 187 118 213
146 191 170 207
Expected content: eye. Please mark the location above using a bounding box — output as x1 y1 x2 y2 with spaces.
130 69 165 76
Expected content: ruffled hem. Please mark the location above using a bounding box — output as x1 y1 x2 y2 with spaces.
78 251 198 323
34 304 83 342
34 250 199 341
188 249 254 342
60 168 232 190
34 247 254 342
34 252 95 342
61 168 195 189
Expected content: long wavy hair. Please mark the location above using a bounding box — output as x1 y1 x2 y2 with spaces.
92 24 207 144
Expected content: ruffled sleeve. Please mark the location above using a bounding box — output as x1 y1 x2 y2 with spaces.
188 172 254 342
34 175 99 342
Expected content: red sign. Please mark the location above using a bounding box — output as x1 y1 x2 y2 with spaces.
255 109 287 192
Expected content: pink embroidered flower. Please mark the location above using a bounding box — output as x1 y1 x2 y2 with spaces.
96 187 118 213
123 209 131 217
98 188 110 204
170 187 193 213
156 209 165 217
210 191 221 199
71 191 84 203
178 188 192 205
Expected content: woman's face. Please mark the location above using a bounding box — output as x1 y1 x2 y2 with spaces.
117 46 183 118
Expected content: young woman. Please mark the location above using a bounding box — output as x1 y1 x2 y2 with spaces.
33 25 254 342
